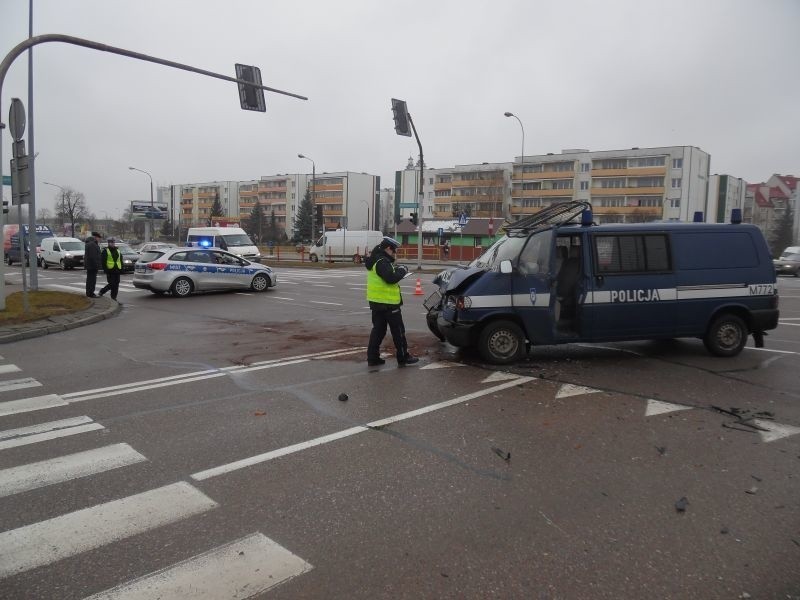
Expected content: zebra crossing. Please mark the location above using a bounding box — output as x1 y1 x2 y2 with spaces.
0 357 313 597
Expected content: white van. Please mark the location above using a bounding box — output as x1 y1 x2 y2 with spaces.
186 227 261 262
41 236 85 270
309 229 384 263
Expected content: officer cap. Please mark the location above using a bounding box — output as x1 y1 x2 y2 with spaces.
379 236 401 250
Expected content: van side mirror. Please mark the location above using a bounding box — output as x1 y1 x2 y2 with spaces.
500 260 513 274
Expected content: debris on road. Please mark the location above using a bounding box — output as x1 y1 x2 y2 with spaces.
675 496 689 512
655 445 667 456
491 446 511 461
713 405 773 433
338 393 349 402
745 486 758 495
253 411 266 416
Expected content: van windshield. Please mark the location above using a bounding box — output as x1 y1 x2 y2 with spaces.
220 234 254 247
469 236 527 269
59 241 84 251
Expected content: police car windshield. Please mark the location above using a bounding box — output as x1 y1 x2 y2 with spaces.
468 236 526 269
220 234 252 247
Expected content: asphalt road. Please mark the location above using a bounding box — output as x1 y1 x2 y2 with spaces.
1 265 799 599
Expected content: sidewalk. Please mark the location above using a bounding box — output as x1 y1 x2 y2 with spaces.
0 278 121 344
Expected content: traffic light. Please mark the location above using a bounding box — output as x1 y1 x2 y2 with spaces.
391 98 412 137
315 204 324 235
235 63 266 112
410 212 418 226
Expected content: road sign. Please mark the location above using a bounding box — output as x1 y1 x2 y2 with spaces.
9 98 26 141
458 213 468 227
2 175 11 186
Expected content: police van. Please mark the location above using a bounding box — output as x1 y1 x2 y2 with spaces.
425 201 779 364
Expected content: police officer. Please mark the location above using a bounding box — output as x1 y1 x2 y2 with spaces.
365 236 419 367
84 231 102 297
99 237 123 302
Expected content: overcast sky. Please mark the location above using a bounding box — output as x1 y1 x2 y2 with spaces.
1 0 799 217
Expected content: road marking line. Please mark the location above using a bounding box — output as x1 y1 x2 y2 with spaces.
0 415 94 441
0 425 105 451
778 322 800 327
556 384 602 399
270 297 295 301
645 399 693 416
0 378 41 394
747 347 799 355
753 419 800 442
0 482 218 578
0 443 147 498
312 284 335 287
84 532 312 600
192 376 534 481
0 364 21 375
309 301 342 306
0 394 68 417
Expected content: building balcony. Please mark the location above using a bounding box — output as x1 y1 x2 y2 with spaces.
514 171 575 181
450 178 505 188
515 188 576 197
434 182 453 191
592 206 662 215
591 187 664 196
592 167 666 177
312 183 343 192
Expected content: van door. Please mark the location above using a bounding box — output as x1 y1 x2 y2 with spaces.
510 230 556 344
584 232 677 339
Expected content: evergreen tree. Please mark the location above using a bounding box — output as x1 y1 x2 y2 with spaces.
770 204 795 257
293 187 314 242
268 209 278 242
211 192 224 218
245 201 268 244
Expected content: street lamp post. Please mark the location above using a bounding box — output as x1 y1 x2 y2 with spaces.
504 112 525 222
298 154 315 241
128 166 154 242
361 199 370 230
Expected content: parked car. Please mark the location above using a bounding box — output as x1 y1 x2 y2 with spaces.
100 241 140 273
773 246 800 277
132 246 276 297
138 242 177 253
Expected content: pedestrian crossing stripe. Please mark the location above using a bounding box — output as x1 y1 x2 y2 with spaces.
0 415 103 450
0 377 41 394
0 443 146 498
0 481 218 578
84 532 312 600
0 364 21 375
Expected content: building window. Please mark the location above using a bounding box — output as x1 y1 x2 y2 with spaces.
580 181 589 190
670 198 681 208
672 158 683 169
671 178 682 189
580 163 590 172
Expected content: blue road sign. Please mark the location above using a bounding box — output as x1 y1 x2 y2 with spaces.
458 213 468 227
2 175 11 186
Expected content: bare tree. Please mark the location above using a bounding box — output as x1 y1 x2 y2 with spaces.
37 207 51 227
52 187 89 237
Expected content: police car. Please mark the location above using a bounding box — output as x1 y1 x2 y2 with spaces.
132 246 276 297
426 201 779 364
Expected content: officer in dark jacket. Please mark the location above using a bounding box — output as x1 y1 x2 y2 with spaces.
84 232 102 297
99 237 123 301
364 236 419 367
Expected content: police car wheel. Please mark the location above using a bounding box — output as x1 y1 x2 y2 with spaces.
171 277 194 298
251 274 269 292
479 320 525 365
704 314 747 357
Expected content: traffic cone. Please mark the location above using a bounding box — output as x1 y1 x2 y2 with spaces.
414 278 424 296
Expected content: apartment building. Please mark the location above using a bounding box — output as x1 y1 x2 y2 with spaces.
170 172 381 240
510 146 710 223
708 174 747 223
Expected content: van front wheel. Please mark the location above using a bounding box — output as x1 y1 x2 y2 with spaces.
310 254 319 263
478 320 525 365
704 314 747 357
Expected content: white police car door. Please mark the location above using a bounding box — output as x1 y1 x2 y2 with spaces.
584 232 677 339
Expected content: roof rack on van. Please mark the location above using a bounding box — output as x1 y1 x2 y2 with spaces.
503 201 592 238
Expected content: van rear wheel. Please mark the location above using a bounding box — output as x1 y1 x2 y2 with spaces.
704 314 747 357
478 320 525 365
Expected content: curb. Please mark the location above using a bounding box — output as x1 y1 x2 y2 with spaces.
0 296 122 344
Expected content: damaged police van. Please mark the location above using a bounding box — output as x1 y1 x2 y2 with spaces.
425 201 779 364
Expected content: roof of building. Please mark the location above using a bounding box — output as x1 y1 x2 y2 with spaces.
777 175 799 192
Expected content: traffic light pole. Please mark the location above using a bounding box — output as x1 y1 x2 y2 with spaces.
0 33 308 310
408 113 423 271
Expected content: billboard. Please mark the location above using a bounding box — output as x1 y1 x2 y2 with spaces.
131 201 169 220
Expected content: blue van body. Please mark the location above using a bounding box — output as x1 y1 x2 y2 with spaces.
425 202 779 364
5 225 54 266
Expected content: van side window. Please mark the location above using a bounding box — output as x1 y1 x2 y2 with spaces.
672 232 758 269
594 234 670 274
518 232 552 275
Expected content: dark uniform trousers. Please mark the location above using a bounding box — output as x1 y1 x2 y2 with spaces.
100 272 121 300
368 306 408 361
85 270 98 296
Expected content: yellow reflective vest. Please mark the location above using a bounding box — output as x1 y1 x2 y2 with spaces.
366 258 401 304
104 248 122 270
